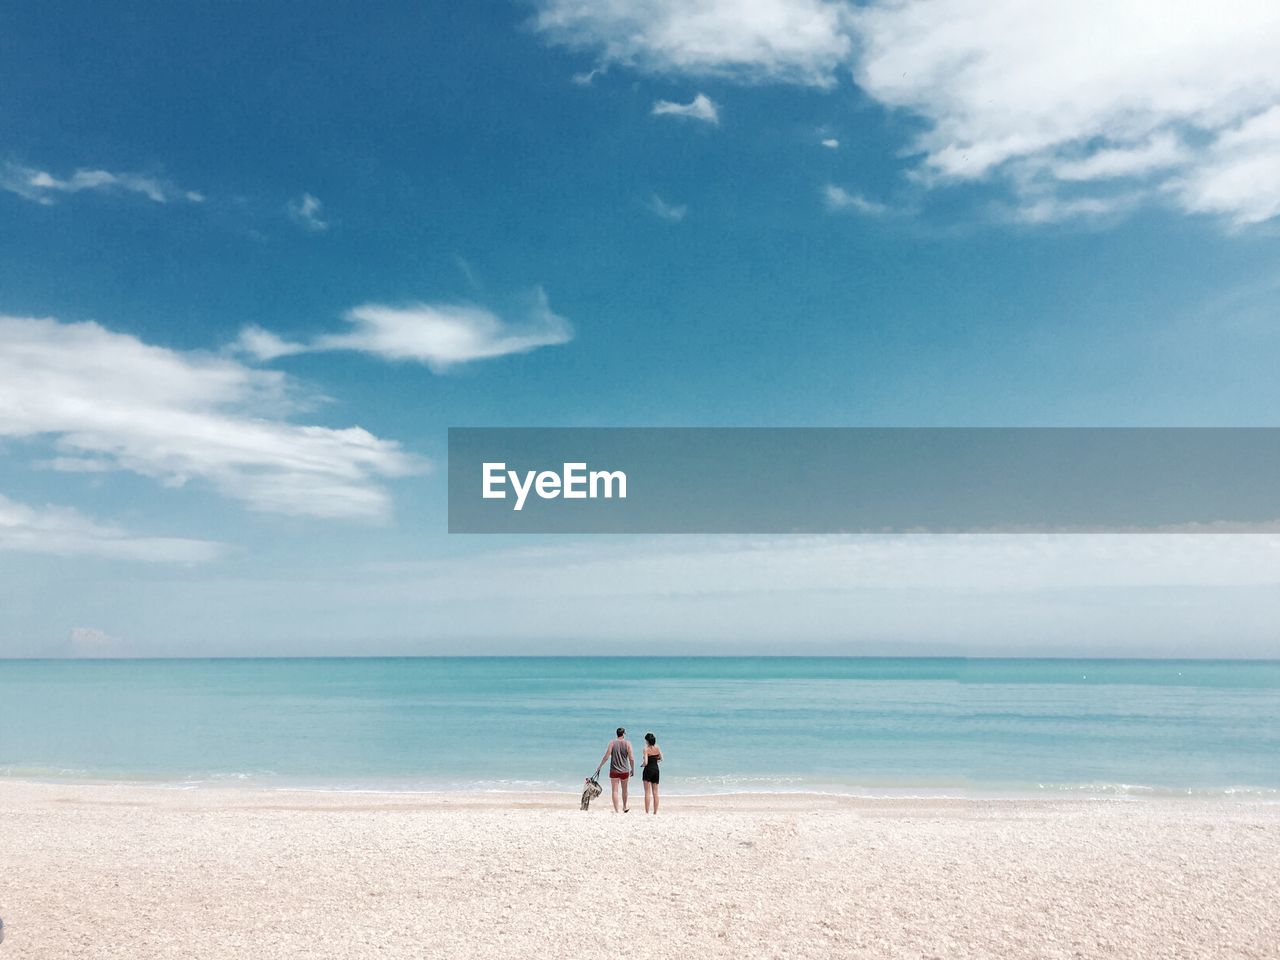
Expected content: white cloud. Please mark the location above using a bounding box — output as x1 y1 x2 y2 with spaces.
0 493 224 563
821 137 839 149
651 93 720 124
325 292 572 371
538 0 1280 226
1 162 204 205
0 315 423 520
288 192 329 232
1169 105 1280 226
823 184 888 216
647 193 687 222
851 0 1280 224
534 0 852 87
234 289 573 373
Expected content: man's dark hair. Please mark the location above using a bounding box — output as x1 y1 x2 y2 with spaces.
616 727 625 737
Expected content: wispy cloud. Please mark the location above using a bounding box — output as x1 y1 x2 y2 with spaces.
823 184 888 216
1 162 203 205
1010 193 1137 226
652 93 719 124
287 192 328 232
0 315 423 521
571 66 606 86
821 138 839 149
534 0 852 88
453 255 482 290
234 289 573 373
0 493 224 563
646 193 687 222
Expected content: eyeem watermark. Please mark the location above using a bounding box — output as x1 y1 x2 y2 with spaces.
449 427 1280 534
482 461 627 511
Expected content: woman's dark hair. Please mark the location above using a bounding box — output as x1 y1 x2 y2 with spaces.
616 727 625 737
644 732 656 746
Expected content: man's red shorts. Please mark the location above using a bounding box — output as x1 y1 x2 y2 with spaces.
609 771 630 780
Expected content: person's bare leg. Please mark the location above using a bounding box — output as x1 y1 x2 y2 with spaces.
643 781 652 813
621 777 629 811
653 783 659 814
611 778 620 812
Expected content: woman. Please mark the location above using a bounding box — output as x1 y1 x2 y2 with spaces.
640 732 663 814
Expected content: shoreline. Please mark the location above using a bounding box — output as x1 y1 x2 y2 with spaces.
2 773 1277 803
3 780 1277 816
3 780 1279 815
1 780 975 813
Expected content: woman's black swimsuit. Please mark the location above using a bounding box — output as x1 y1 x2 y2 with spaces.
642 752 660 784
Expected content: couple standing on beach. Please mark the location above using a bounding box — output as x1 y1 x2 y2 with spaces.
599 727 662 814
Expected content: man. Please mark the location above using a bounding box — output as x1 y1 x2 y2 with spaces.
599 727 634 813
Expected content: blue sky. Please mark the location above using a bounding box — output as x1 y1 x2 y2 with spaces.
2 1 1279 657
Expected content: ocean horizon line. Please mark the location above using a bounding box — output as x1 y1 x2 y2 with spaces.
4 654 1280 663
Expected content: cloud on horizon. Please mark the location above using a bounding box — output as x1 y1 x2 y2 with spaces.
0 315 423 521
235 289 573 373
1 162 204 205
65 626 133 658
538 0 1280 226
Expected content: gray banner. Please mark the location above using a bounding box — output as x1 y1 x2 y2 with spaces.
447 428 1280 534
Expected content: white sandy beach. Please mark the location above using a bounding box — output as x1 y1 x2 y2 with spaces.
0 782 1276 960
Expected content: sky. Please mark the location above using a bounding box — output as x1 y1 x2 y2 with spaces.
2 0 1279 658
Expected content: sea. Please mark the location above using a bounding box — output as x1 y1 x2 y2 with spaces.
1 657 1277 799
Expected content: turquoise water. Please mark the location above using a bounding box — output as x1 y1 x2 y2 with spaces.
1 658 1277 797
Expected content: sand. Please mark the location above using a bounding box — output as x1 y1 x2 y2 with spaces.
0 782 1276 960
